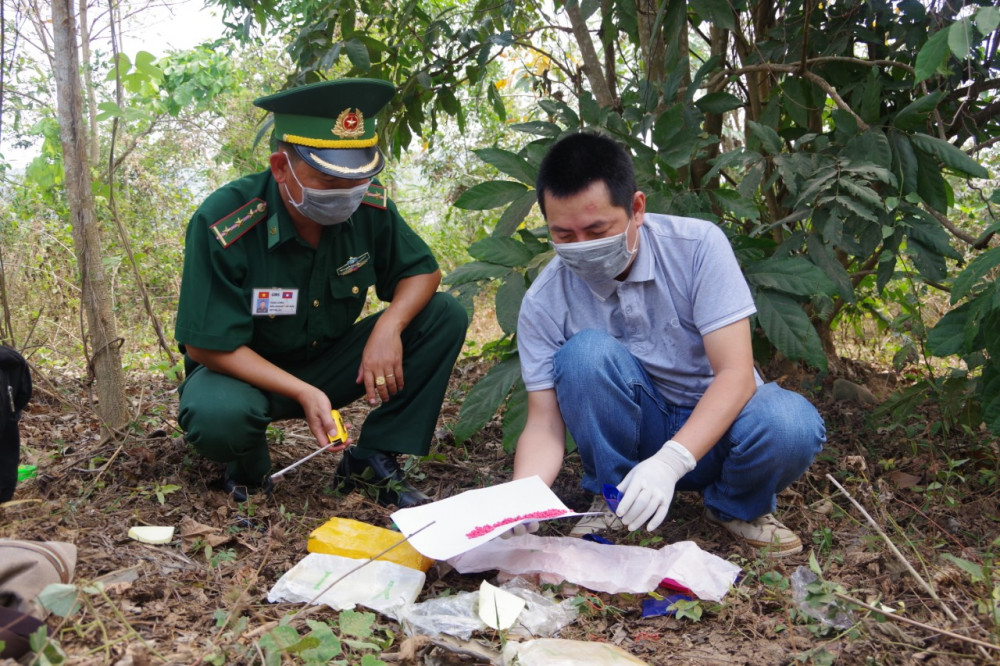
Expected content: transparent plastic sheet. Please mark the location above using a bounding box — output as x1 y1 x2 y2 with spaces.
502 577 579 638
790 566 854 629
449 535 740 600
395 577 579 640
395 590 483 640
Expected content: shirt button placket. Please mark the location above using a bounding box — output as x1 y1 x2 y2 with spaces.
624 292 640 338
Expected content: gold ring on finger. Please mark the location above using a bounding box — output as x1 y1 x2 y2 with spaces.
375 376 386 386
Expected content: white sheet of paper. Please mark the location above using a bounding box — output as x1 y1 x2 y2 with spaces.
391 476 595 561
478 580 526 630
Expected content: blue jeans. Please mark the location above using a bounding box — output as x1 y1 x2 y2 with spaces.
552 329 826 522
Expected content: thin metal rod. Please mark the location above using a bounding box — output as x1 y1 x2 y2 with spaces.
270 441 344 479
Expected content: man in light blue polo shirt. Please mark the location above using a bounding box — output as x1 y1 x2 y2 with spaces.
511 132 825 557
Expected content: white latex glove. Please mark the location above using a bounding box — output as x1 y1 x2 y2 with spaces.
501 521 540 539
616 439 697 532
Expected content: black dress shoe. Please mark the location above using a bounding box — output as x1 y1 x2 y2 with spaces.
331 449 430 508
223 472 273 503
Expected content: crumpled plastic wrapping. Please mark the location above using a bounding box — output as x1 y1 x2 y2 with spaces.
395 577 579 640
267 552 425 614
503 577 580 638
790 566 854 629
448 535 740 601
394 590 483 640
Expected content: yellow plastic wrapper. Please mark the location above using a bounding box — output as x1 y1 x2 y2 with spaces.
307 517 434 572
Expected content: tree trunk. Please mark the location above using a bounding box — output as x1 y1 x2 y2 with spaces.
565 0 616 109
51 0 129 436
0 2 10 345
635 0 666 110
736 0 783 229
78 0 100 165
692 25 729 192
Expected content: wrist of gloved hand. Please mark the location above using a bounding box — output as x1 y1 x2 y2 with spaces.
616 439 697 532
650 438 697 472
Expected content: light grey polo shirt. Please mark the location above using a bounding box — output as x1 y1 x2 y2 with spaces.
517 212 760 406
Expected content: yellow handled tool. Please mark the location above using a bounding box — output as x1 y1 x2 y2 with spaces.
270 410 349 480
328 409 348 444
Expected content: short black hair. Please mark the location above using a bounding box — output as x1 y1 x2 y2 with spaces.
535 132 637 218
276 140 301 163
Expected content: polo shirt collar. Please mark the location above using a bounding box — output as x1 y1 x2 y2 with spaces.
581 222 654 300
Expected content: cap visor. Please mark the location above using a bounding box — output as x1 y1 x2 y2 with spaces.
295 145 384 180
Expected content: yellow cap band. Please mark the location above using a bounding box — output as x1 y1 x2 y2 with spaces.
282 133 379 149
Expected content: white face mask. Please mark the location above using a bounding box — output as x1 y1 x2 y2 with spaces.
282 153 369 226
551 217 638 281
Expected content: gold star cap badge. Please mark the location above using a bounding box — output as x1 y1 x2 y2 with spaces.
333 108 366 139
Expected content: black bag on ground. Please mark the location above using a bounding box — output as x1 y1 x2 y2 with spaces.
0 346 32 503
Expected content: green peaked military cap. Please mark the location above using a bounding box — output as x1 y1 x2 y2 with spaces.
253 78 396 180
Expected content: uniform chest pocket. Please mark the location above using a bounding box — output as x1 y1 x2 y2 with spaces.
329 256 376 302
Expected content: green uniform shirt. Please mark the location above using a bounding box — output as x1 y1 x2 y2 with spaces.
175 170 439 365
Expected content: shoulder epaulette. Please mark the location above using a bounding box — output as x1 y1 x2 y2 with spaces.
210 199 267 248
361 183 388 210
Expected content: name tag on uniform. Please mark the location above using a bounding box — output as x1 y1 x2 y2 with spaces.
252 288 298 316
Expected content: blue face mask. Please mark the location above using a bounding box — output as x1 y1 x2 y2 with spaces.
551 217 638 281
283 153 369 226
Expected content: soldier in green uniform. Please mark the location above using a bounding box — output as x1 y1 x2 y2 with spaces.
174 78 467 508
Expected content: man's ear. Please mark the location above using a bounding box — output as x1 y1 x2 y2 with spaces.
632 191 646 226
269 152 291 183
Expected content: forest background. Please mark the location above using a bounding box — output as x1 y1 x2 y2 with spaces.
1 0 999 664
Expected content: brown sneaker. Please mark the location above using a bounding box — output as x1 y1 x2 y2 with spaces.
569 495 624 537
704 507 803 557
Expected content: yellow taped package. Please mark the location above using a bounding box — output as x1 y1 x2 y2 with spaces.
308 517 434 572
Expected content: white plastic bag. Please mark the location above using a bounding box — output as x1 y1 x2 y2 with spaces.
449 535 739 601
267 552 425 614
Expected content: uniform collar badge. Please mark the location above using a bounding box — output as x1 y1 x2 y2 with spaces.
211 199 267 248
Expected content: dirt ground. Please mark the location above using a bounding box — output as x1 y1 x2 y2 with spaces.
2 355 999 665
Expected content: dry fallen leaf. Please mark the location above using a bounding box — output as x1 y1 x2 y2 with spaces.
179 515 231 548
889 471 922 489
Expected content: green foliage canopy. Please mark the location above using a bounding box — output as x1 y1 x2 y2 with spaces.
209 0 999 439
